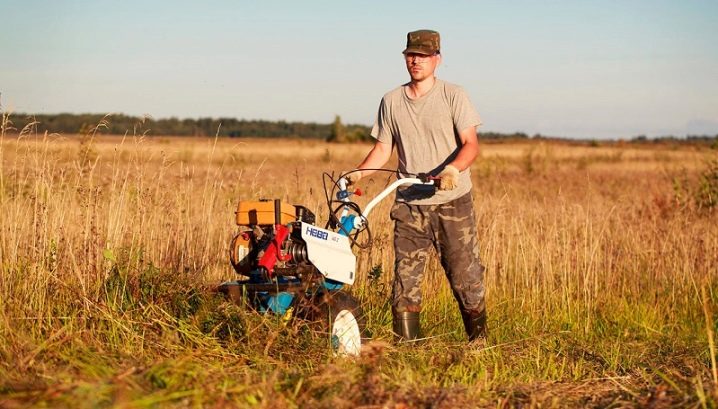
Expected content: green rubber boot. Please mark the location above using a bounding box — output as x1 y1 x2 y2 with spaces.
393 311 420 341
461 309 487 342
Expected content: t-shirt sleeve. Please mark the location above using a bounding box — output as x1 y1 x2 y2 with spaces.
370 97 393 144
451 87 482 133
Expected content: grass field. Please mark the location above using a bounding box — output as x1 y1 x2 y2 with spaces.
1 119 717 407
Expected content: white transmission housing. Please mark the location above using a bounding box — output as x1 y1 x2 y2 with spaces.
299 222 356 285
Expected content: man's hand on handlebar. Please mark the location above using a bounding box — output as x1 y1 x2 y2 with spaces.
437 165 459 191
342 170 363 186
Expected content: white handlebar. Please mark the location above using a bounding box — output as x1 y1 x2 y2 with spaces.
337 177 434 230
361 178 430 220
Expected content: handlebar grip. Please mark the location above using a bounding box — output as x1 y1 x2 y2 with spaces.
416 172 441 184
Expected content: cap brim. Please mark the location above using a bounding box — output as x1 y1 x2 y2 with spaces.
402 47 436 55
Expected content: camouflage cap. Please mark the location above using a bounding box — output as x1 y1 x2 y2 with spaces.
403 29 440 55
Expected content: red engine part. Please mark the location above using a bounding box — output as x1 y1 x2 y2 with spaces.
257 224 292 277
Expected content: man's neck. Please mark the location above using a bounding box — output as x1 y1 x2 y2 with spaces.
406 76 436 100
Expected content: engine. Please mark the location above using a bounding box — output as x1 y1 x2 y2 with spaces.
229 199 356 285
230 199 313 277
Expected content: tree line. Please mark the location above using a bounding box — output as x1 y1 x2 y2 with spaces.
4 112 373 140
4 112 534 142
5 112 714 146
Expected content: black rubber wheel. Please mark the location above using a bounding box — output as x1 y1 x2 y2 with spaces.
307 291 366 357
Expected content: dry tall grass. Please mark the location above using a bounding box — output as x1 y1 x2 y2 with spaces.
1 116 717 407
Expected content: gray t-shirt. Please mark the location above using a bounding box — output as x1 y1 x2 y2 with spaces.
371 78 482 205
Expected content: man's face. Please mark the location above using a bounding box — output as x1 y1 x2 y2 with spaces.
404 52 440 82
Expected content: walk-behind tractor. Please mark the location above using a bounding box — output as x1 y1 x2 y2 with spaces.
218 171 436 356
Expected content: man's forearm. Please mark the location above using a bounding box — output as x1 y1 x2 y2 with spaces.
448 141 479 171
448 126 479 171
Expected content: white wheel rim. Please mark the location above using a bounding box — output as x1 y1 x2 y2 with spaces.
332 309 361 357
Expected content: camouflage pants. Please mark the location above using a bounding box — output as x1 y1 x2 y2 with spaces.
390 192 486 314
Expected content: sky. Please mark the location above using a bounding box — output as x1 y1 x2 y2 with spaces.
1 0 717 139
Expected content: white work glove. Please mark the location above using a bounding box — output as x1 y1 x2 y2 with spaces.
342 169 362 186
437 165 460 191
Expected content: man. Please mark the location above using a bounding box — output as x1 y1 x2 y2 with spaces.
345 29 487 342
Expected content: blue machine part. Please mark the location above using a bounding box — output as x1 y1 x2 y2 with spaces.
339 214 356 237
322 279 343 291
257 292 294 314
253 274 299 315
